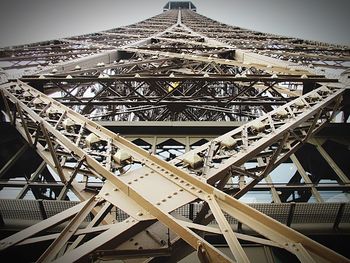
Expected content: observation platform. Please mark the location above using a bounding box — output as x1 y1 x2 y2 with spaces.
163 1 196 12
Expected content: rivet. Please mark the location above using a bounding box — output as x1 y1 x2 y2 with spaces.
162 199 166 202
179 189 184 192
137 212 143 216
173 192 178 195
167 195 172 198
128 182 132 185
134 179 138 182
156 202 161 205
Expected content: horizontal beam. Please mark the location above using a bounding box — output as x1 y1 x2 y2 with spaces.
1 80 347 262
19 75 336 83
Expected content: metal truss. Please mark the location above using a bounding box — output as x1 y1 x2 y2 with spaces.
0 10 178 73
1 132 349 206
4 8 340 122
1 5 348 72
0 77 348 262
180 10 350 70
19 73 335 122
0 3 349 263
2 6 345 122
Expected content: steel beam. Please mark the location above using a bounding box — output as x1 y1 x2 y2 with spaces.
0 5 349 263
0 81 347 262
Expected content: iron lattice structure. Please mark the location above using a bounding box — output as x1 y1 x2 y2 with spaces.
0 2 349 262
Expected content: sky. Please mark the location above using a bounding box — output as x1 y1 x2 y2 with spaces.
0 0 349 48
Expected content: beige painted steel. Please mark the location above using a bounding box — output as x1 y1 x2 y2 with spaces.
310 139 350 184
290 154 324 203
0 8 349 262
0 81 348 262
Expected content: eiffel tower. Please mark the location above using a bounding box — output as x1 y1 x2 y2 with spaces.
0 2 349 262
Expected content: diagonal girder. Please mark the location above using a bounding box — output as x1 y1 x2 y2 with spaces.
0 80 348 262
1 6 349 263
19 73 334 121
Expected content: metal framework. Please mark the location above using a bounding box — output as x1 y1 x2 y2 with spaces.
0 2 349 262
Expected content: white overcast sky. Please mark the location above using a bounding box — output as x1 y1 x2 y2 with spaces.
0 0 349 48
